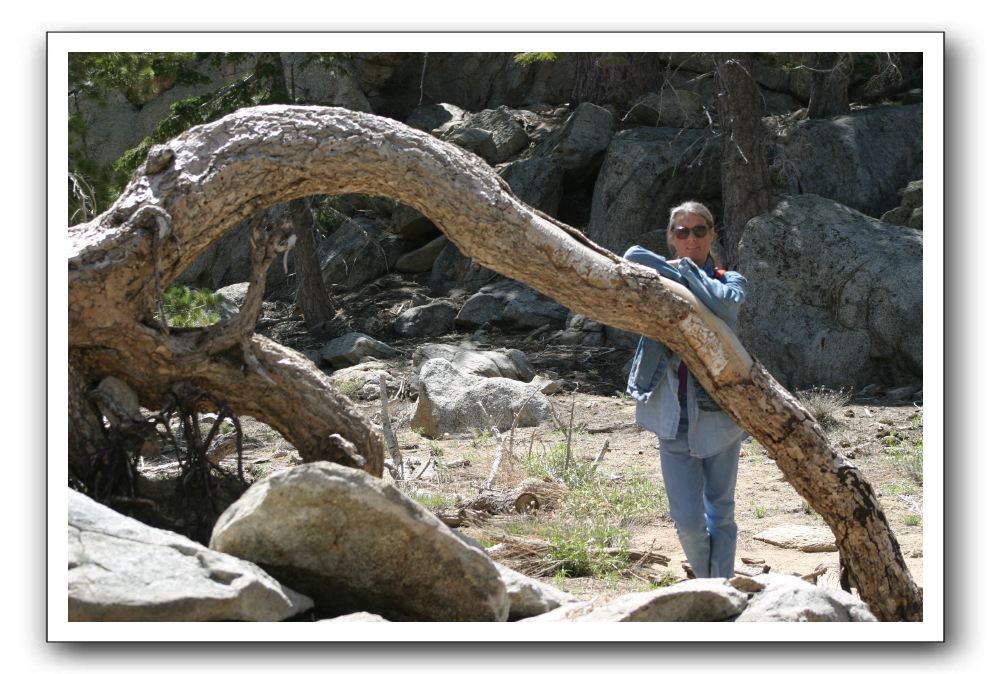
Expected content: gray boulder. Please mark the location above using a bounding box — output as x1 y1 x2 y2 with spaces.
587 127 721 253
494 562 579 620
368 53 575 120
551 313 607 347
522 579 748 622
209 462 510 621
405 102 468 133
532 101 615 179
321 332 401 368
328 361 402 401
319 215 408 290
390 204 440 243
440 106 529 164
393 301 457 337
774 104 922 218
412 358 551 437
881 179 923 229
498 157 564 216
627 89 707 128
281 53 372 112
738 195 922 390
429 241 499 293
68 490 312 621
214 282 249 320
456 280 568 330
735 573 877 622
441 126 499 163
455 291 508 328
412 343 536 382
176 208 290 294
395 235 448 272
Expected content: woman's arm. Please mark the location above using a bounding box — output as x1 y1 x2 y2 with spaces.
676 259 747 326
622 245 684 283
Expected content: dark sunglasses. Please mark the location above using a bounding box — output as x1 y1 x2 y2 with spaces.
672 224 710 240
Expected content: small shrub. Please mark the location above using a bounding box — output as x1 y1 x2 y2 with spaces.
903 514 921 526
752 503 768 519
160 285 223 328
795 386 851 430
514 52 559 66
413 492 452 510
888 439 923 486
521 439 596 488
547 518 628 578
333 378 365 399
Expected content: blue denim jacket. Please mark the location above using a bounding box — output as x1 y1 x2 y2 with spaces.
623 245 748 457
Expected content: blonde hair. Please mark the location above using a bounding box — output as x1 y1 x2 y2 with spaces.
666 201 717 260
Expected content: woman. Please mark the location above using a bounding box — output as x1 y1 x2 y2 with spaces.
623 201 748 579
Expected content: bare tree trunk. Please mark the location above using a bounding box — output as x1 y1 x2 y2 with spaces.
714 53 772 269
67 105 921 621
288 197 334 330
806 52 851 119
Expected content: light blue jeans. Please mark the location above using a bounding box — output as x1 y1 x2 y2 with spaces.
658 416 741 578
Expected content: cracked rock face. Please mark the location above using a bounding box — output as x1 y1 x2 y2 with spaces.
68 489 313 621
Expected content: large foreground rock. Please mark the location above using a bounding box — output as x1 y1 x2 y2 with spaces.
494 562 579 621
738 195 922 390
209 462 510 621
521 579 748 622
522 574 874 622
68 490 312 621
734 573 877 622
412 358 551 437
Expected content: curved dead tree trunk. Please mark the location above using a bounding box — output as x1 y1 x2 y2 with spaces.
67 105 921 621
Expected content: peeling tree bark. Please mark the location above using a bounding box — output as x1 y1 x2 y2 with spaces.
67 105 922 621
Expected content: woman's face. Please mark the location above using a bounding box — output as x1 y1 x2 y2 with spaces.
670 213 714 266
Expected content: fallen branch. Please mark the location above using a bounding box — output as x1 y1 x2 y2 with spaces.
380 374 403 479
460 478 568 515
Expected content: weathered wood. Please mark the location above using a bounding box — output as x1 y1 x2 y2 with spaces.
379 374 402 479
67 105 921 620
460 478 569 515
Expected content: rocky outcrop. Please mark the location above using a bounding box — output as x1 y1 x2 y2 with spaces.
319 215 409 290
734 573 877 622
774 104 923 218
738 195 922 390
440 106 530 165
69 490 312 621
412 358 551 437
209 462 510 621
328 361 402 401
320 332 401 368
498 157 565 216
394 235 447 272
627 89 707 128
393 301 457 338
494 561 579 620
455 280 569 331
367 52 577 121
587 127 721 254
881 179 923 229
411 343 536 382
521 574 875 622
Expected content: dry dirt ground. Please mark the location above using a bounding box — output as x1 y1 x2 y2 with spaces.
137 310 925 606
